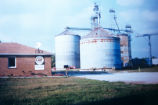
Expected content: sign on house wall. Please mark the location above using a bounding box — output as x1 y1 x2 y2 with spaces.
35 56 44 70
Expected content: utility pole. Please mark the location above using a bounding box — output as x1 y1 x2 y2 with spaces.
148 35 152 66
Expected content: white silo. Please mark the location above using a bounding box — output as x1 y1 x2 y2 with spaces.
55 30 80 70
80 27 122 69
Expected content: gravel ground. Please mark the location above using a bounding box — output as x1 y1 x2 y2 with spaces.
76 72 158 84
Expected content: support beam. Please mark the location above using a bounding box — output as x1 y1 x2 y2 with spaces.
66 27 132 33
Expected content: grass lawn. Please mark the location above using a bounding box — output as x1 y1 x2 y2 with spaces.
0 77 158 105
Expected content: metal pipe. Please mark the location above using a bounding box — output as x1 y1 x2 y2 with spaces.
65 27 91 30
66 27 132 33
113 15 120 33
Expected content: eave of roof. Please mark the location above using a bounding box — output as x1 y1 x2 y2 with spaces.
0 53 53 57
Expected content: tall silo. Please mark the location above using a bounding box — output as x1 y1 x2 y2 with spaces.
118 33 131 67
55 30 80 70
80 27 122 69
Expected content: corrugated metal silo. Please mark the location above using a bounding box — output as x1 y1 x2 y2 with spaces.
80 27 122 69
118 34 131 67
55 30 80 70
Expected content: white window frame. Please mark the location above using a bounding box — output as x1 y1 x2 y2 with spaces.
8 57 16 68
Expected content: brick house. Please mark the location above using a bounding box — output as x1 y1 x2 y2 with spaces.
0 42 53 77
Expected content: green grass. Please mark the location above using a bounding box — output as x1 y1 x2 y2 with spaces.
0 77 158 105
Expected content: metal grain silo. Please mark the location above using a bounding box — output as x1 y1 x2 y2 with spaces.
55 30 80 70
118 33 131 67
80 27 122 69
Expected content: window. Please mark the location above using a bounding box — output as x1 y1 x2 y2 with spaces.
8 57 16 68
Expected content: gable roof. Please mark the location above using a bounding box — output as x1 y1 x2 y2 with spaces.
0 42 52 56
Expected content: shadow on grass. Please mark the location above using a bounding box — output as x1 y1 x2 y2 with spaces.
73 91 158 105
0 90 158 105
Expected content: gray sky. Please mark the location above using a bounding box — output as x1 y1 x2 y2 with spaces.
0 0 158 58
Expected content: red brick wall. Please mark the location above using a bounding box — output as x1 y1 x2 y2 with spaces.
0 56 52 77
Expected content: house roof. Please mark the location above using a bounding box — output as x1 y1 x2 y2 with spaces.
0 42 52 56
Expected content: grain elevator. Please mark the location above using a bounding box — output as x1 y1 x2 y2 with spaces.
55 3 132 70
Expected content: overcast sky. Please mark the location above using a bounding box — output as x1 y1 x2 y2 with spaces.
0 0 158 58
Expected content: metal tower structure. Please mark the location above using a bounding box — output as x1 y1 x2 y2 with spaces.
64 4 134 68
125 25 132 60
109 9 120 33
91 3 101 29
137 33 158 66
65 4 133 34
